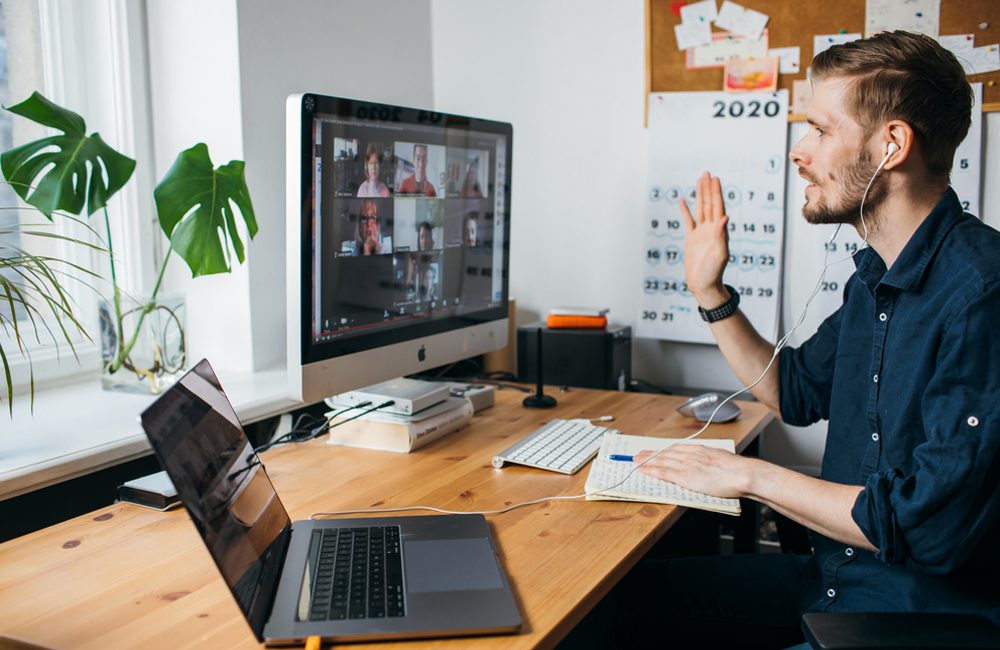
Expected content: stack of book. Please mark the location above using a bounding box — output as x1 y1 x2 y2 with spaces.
325 396 473 453
546 306 609 329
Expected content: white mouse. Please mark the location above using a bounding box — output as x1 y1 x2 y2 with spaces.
676 392 741 423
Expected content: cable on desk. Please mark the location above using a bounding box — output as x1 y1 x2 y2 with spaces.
254 400 396 454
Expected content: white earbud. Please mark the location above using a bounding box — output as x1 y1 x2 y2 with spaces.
886 142 900 157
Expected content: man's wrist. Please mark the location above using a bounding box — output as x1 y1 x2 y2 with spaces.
692 284 730 308
697 284 740 323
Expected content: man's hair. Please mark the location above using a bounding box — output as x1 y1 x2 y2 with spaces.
812 30 973 178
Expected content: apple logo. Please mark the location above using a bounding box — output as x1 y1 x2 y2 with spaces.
418 345 426 362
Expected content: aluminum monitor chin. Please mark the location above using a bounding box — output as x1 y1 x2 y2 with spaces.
286 93 512 403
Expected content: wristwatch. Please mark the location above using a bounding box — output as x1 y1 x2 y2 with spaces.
698 285 740 323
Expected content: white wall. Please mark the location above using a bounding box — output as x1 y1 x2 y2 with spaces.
234 0 436 370
145 0 435 373
430 0 1000 469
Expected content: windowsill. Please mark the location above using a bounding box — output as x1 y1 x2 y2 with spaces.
0 366 300 500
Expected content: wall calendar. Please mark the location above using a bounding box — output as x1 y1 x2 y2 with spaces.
638 90 789 344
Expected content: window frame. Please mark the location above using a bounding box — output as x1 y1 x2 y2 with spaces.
2 0 160 395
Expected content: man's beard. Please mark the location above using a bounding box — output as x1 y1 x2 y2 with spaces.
802 149 888 229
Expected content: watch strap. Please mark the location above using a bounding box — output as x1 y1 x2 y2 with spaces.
698 284 740 323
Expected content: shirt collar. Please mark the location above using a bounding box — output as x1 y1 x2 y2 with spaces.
852 187 963 293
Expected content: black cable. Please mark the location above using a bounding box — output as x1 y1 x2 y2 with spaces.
629 378 674 395
327 399 396 430
253 402 373 454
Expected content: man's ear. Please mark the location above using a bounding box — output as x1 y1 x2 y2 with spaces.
882 120 914 169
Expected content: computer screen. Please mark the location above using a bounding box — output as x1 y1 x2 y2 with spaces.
287 94 512 403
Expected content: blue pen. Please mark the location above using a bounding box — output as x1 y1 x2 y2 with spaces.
608 454 634 462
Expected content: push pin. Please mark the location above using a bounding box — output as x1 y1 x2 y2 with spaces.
979 22 989 30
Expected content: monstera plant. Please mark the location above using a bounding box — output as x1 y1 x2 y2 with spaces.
1 91 257 403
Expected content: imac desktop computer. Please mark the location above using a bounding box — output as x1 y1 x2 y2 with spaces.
286 93 513 404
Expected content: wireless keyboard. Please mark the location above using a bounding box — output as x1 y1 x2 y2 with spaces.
491 418 619 475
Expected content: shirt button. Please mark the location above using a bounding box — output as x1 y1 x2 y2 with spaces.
872 432 879 442
967 416 980 427
873 374 879 383
879 312 887 322
827 588 837 598
845 547 855 557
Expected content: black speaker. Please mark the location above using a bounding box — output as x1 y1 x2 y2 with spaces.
517 323 631 391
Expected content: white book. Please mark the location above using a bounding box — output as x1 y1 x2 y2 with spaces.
326 396 473 453
585 433 741 516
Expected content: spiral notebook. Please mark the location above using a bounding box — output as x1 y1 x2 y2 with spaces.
584 434 741 516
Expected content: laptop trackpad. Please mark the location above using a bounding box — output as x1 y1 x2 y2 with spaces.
404 538 503 593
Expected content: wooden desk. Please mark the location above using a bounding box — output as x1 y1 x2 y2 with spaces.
0 387 772 649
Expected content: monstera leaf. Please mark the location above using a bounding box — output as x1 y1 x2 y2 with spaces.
0 92 136 218
153 143 258 277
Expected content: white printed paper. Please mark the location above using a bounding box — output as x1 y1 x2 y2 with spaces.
639 91 788 344
789 83 983 331
951 83 984 218
687 31 769 69
715 0 768 40
957 45 1000 76
938 34 975 53
715 1 744 32
813 33 862 57
675 20 713 51
769 46 801 74
866 0 941 38
681 0 718 25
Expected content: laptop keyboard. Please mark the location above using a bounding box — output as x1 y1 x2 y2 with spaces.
307 526 405 621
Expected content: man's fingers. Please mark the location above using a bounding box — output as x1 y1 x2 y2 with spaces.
698 173 711 222
679 198 696 232
711 175 725 220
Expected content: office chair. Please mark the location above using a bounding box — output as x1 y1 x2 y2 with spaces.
801 611 1000 649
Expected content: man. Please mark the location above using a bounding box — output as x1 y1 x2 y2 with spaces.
615 31 1000 649
399 143 437 196
462 211 478 247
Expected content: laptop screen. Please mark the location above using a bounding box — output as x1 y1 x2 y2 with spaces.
140 359 291 638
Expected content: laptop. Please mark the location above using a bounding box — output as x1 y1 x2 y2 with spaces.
139 359 521 645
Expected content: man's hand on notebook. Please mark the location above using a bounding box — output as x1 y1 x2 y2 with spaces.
634 443 754 499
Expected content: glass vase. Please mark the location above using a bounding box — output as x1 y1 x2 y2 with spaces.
99 293 187 395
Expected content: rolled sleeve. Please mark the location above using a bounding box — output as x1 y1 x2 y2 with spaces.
851 282 1000 573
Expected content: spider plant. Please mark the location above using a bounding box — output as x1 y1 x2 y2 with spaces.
0 213 104 414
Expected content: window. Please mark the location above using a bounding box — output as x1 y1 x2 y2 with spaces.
0 0 157 398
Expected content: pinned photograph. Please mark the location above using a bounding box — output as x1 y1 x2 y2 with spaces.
724 56 779 92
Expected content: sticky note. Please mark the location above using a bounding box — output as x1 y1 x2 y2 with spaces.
938 34 975 52
716 1 769 40
680 0 717 25
675 20 713 51
768 46 801 74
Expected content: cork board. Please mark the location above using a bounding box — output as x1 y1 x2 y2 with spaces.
646 0 1000 116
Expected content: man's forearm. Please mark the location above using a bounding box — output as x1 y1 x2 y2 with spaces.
701 301 781 413
745 460 875 551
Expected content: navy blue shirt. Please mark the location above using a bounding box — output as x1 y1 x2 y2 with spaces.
779 188 1000 623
